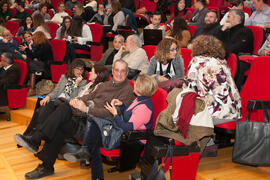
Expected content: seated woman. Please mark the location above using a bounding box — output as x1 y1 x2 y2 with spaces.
187 35 242 125
22 59 88 136
64 16 93 64
32 3 51 21
19 31 36 60
51 1 69 24
32 13 51 39
14 64 110 179
55 16 72 40
110 0 125 33
0 1 13 21
165 17 191 48
64 73 158 180
147 38 185 82
25 31 53 96
89 3 108 24
166 0 193 24
16 15 35 37
189 0 208 27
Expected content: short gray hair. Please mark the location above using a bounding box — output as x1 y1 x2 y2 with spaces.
1 52 14 64
114 34 124 42
128 34 143 48
112 59 129 73
231 9 245 24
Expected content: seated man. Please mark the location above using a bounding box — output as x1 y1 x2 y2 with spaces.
113 34 149 74
0 52 20 107
258 34 270 56
0 29 18 56
14 59 135 179
244 0 270 28
11 2 29 22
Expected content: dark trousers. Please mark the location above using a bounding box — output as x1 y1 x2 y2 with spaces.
235 61 251 92
0 88 8 106
84 122 104 180
36 103 75 168
64 42 90 64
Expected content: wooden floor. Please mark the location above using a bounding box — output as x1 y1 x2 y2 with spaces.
1 115 270 180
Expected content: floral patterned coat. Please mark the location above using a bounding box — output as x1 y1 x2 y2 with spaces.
186 56 242 124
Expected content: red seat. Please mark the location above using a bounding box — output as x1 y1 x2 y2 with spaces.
142 45 157 61
227 53 237 78
65 9 72 16
12 36 21 46
245 25 264 55
7 60 28 109
47 9 54 19
50 64 67 83
5 21 20 37
9 8 16 17
139 0 157 13
51 0 64 10
186 8 195 14
188 25 197 36
243 6 251 16
25 8 33 16
46 22 58 39
180 48 192 76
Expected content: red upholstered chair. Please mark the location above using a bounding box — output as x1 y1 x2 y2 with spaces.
243 6 251 16
9 8 16 17
12 36 21 46
188 24 197 36
134 14 149 28
25 8 33 15
49 39 67 83
180 48 192 76
5 21 20 37
51 0 64 10
7 60 28 110
47 9 54 19
46 22 58 39
186 8 195 14
140 0 157 13
227 53 237 78
142 45 157 61
245 25 264 55
65 9 73 16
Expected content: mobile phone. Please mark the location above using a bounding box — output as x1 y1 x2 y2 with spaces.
164 74 172 79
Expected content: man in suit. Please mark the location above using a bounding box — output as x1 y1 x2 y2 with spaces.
0 52 20 106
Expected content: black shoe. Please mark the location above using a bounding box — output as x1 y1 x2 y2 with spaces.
80 159 90 167
63 146 91 162
14 134 39 154
25 164 54 179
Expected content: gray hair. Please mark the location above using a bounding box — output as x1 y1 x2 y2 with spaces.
112 59 129 73
1 52 14 64
231 9 245 24
114 34 124 42
128 34 143 48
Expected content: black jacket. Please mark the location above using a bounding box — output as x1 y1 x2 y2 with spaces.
191 22 221 41
0 63 20 90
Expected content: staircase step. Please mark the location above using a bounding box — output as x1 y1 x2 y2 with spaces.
10 108 34 126
26 97 37 110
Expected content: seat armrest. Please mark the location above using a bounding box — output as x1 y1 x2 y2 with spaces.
247 100 270 110
121 130 153 142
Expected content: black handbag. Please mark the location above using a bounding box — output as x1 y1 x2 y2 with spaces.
147 139 173 180
232 100 270 166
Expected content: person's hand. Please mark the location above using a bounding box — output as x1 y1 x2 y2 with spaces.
72 36 78 42
265 46 270 56
33 58 38 61
69 99 88 112
119 45 126 53
2 38 8 43
98 9 104 15
104 102 118 116
111 99 123 106
75 75 83 87
19 45 27 51
40 96 50 106
22 54 27 60
158 75 169 82
222 22 231 31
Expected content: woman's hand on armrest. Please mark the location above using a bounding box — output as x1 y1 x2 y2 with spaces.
40 96 50 106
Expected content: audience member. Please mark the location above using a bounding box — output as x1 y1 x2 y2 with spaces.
27 0 41 11
51 1 69 24
55 16 71 40
218 9 254 55
110 0 125 32
16 15 35 37
245 0 270 28
95 34 124 69
84 0 97 12
64 73 157 180
73 3 94 22
114 34 149 73
220 0 249 25
64 16 92 64
66 0 81 10
32 3 51 21
32 13 51 39
147 38 184 82
189 0 208 27
0 18 5 36
26 31 53 96
154 0 170 23
258 34 270 56
19 31 36 60
165 17 191 48
119 0 136 12
167 0 193 23
89 3 108 24
0 29 18 56
0 1 13 21
0 52 20 106
14 59 134 179
11 1 29 22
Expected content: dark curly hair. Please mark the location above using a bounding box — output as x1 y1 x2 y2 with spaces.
191 35 226 60
66 58 87 79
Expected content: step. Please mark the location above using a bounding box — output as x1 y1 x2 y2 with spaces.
26 96 37 110
10 108 34 126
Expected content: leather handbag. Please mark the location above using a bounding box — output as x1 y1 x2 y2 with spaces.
147 139 173 180
232 100 270 166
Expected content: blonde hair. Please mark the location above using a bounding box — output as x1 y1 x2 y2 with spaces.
135 73 158 97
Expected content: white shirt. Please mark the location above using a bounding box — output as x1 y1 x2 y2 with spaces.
51 11 69 24
4 64 12 71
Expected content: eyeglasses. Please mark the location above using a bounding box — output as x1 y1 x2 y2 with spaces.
75 67 84 71
169 48 179 52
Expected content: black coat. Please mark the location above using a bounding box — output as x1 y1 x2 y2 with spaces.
218 24 254 55
191 22 221 41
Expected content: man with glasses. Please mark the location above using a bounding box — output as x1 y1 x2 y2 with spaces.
0 29 18 56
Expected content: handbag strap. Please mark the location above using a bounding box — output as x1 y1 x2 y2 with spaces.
261 101 270 123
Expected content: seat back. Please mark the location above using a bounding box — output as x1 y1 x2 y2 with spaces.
227 53 237 78
47 9 54 19
188 25 197 36
180 48 192 76
46 22 58 39
5 21 20 37
12 36 21 46
151 88 168 129
142 45 157 61
14 60 27 86
50 64 67 83
25 8 33 15
240 56 270 123
186 8 195 14
245 25 264 54
9 8 16 16
65 9 73 16
52 0 64 10
88 24 103 43
140 0 157 13
243 6 251 16
49 39 66 61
